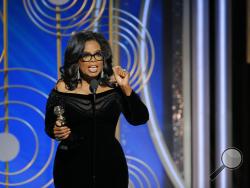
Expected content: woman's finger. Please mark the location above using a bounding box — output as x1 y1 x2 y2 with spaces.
54 126 70 131
55 120 64 126
60 134 70 140
55 131 71 139
113 66 128 77
54 126 70 135
55 130 71 138
112 66 121 75
54 125 70 131
57 132 71 140
54 129 70 135
55 128 71 135
113 66 127 81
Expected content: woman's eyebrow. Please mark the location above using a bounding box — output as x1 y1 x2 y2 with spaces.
83 50 101 54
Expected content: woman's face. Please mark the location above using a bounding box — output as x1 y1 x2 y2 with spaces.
79 40 104 79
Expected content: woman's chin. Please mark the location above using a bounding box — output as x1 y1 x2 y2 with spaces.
82 71 101 79
88 72 100 78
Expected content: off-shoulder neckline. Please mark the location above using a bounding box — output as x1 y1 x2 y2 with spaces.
52 87 119 98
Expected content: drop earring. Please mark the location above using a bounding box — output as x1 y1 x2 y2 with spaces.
101 70 104 78
77 69 81 80
101 62 105 78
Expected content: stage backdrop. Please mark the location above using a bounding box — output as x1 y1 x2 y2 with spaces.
0 0 187 187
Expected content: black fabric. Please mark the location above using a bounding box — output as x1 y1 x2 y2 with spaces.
44 86 149 188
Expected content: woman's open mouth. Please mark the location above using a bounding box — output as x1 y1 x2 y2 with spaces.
88 65 98 73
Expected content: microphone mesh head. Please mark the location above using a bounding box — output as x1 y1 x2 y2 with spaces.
89 79 99 94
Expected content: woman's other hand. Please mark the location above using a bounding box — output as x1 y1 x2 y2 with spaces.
112 66 132 96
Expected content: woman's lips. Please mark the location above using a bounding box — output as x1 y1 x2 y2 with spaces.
88 65 98 73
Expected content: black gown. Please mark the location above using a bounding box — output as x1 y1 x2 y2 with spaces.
44 86 149 188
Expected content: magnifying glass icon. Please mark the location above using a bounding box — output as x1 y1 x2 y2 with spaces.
210 147 243 181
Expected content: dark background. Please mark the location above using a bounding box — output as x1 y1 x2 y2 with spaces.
232 0 249 186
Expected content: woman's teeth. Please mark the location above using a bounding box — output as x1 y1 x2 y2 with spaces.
88 66 98 73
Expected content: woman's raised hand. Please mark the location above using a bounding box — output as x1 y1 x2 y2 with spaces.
112 66 132 96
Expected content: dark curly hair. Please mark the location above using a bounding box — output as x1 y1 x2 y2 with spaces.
60 31 114 90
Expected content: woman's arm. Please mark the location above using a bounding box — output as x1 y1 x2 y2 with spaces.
45 82 71 140
44 91 58 139
119 88 149 125
112 66 149 125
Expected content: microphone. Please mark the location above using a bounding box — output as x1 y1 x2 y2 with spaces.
89 79 99 94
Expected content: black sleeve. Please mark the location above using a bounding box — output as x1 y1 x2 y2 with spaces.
119 89 149 126
44 90 61 139
44 90 77 143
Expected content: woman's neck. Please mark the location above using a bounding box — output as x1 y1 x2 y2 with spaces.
80 72 100 84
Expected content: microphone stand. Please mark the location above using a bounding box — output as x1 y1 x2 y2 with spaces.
92 92 96 188
89 79 98 188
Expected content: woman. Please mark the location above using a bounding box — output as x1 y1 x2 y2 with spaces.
45 31 149 188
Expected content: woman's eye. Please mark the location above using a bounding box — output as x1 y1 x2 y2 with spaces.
82 55 91 61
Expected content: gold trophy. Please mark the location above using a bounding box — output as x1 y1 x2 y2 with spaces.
54 106 66 127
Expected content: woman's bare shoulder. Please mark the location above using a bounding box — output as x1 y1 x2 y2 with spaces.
55 79 68 92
